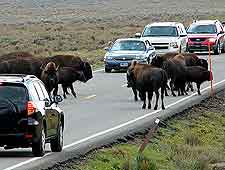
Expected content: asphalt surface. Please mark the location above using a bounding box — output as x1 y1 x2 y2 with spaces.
1 53 225 170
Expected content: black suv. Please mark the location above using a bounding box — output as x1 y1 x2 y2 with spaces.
0 74 64 156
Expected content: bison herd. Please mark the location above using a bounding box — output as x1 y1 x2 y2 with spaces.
0 52 93 98
127 52 212 110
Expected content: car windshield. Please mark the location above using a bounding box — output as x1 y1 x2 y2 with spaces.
187 24 217 34
0 84 28 103
110 40 146 51
143 26 178 37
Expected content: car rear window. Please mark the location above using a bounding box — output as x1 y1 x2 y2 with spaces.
0 83 28 103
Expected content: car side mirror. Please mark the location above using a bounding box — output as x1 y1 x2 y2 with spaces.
44 98 51 107
53 95 63 104
135 33 141 38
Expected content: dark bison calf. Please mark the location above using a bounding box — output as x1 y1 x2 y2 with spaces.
57 67 87 99
127 61 168 110
185 66 212 95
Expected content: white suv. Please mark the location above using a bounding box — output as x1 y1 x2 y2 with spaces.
135 22 187 55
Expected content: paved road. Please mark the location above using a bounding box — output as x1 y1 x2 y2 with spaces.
1 53 225 170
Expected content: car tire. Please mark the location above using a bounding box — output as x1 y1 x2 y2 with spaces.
221 43 225 53
105 67 111 73
32 125 46 157
214 42 221 55
50 122 63 152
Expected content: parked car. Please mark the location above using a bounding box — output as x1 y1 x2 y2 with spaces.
135 22 187 55
0 74 64 157
104 38 156 72
186 20 225 54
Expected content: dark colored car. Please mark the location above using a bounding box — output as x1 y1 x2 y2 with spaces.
0 74 64 156
187 20 225 54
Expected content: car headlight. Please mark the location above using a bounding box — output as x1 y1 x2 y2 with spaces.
170 42 179 48
104 56 113 60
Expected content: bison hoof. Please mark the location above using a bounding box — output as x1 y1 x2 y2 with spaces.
191 88 194 92
148 105 151 109
162 106 165 110
154 106 158 110
142 104 146 109
134 97 138 102
172 93 176 97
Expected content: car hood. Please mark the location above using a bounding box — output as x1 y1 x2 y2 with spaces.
187 34 217 38
106 50 146 57
140 37 179 43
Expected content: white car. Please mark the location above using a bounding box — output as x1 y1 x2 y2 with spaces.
135 22 187 55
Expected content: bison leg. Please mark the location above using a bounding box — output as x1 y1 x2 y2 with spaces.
154 90 159 110
62 85 67 99
132 87 138 101
69 84 77 98
147 91 153 109
170 80 176 97
190 83 194 92
161 88 165 110
197 83 201 95
141 92 146 109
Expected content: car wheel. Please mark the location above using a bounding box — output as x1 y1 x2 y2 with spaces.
221 43 225 53
105 67 111 73
50 122 63 152
214 42 221 55
32 126 46 157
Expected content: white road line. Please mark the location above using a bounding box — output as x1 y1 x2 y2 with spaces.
3 79 225 170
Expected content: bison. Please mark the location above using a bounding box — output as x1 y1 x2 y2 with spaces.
40 62 59 96
127 61 168 110
151 54 187 96
43 55 93 81
185 66 212 95
56 67 87 99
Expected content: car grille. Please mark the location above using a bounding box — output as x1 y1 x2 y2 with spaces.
151 43 169 50
189 38 207 42
114 56 136 61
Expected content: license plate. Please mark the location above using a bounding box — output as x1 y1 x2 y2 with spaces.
120 63 128 67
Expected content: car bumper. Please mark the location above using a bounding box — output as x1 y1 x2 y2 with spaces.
105 60 147 70
188 44 217 52
155 48 179 55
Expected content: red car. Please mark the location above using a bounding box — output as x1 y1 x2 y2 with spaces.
187 20 225 55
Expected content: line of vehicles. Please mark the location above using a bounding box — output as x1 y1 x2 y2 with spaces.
104 19 225 72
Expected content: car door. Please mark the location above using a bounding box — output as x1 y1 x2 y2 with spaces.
217 22 225 47
33 81 55 137
38 81 59 136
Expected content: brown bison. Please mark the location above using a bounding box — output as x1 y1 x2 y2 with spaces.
185 66 212 95
127 61 168 110
43 55 93 81
151 55 187 96
40 62 59 96
56 67 87 99
0 58 42 76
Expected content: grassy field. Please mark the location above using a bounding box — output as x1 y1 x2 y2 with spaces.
51 93 225 170
0 13 225 69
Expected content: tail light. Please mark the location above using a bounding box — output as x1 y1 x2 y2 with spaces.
27 101 36 116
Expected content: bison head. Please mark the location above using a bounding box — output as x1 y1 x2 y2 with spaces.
83 62 93 81
40 62 59 94
196 59 208 70
151 55 163 68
